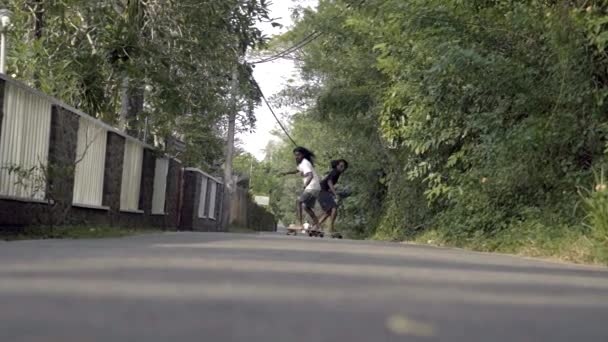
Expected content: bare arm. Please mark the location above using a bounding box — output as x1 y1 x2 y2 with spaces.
328 179 338 197
279 170 298 176
303 172 313 189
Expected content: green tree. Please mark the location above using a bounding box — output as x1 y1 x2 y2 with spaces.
3 0 272 168
267 0 608 260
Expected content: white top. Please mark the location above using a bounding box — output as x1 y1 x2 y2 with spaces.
297 159 321 192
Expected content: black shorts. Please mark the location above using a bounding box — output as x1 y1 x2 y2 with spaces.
318 190 337 212
299 191 318 209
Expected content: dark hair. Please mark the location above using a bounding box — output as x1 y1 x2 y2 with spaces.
331 159 349 171
293 147 316 166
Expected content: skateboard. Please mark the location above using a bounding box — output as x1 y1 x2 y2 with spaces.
308 229 324 238
286 225 343 239
308 230 344 239
285 227 325 238
329 232 343 239
286 226 307 236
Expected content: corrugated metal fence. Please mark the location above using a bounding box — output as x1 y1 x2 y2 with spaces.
72 116 107 207
186 168 222 221
0 74 275 231
0 83 52 200
151 158 169 215
0 76 166 219
120 140 144 212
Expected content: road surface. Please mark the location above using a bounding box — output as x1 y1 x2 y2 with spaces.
1 232 607 341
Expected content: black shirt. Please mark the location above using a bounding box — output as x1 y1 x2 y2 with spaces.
320 170 340 192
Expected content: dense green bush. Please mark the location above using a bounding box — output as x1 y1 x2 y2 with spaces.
266 0 608 263
579 168 608 243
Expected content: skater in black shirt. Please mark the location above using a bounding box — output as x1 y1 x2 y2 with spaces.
318 159 348 236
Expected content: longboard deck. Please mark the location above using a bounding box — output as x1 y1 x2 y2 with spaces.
286 227 308 235
308 231 343 238
329 232 343 239
286 227 343 239
308 230 324 238
286 227 323 237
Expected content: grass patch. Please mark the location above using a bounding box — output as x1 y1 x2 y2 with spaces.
0 225 163 241
407 225 608 266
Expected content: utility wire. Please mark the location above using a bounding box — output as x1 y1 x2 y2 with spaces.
249 0 367 65
250 75 298 147
246 0 369 145
250 31 322 64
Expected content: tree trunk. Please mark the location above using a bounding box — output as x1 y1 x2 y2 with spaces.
116 0 145 137
221 66 240 230
119 76 144 137
28 0 44 86
31 0 44 39
119 77 129 130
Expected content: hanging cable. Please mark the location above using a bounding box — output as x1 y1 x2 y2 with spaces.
250 76 298 147
249 31 323 65
245 0 370 146
249 0 368 65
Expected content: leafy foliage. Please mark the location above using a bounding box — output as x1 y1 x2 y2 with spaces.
2 0 272 168
4 160 75 230
268 0 608 262
579 168 608 243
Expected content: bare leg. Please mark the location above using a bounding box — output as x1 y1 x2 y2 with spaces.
318 208 337 232
304 205 320 227
296 199 304 227
318 212 329 226
329 208 338 233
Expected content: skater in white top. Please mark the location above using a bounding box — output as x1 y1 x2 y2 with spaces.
280 147 321 230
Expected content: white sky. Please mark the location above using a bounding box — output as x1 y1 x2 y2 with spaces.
240 0 318 160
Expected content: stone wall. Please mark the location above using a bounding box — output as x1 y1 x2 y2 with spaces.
102 132 125 226
0 199 46 227
179 169 222 232
178 170 197 231
47 106 80 226
160 158 182 230
0 75 275 231
140 148 156 215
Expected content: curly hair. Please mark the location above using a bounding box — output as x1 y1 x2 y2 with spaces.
293 146 316 166
330 159 349 170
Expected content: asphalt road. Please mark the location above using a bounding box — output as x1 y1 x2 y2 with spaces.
1 232 607 342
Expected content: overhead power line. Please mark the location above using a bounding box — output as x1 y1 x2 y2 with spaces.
245 0 369 145
250 76 298 147
249 0 368 65
250 31 322 65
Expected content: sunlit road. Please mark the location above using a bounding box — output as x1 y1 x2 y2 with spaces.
1 232 607 341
